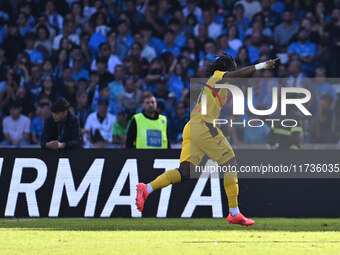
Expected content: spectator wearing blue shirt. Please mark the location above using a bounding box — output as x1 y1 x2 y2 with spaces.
23 32 44 64
153 78 171 101
168 18 187 49
216 35 237 59
186 35 204 69
244 120 271 144
258 69 280 110
173 9 194 36
144 2 167 39
25 64 43 105
287 60 307 88
183 0 202 20
169 101 189 143
91 42 122 75
271 0 285 16
201 39 219 62
74 90 92 128
243 111 270 145
245 19 273 39
140 23 164 59
232 7 250 41
0 9 9 26
93 12 111 37
85 21 107 57
133 31 157 64
116 20 134 49
41 59 55 80
156 0 173 25
19 2 36 28
93 84 118 115
288 28 317 77
31 101 51 145
273 9 299 48
45 0 63 34
107 30 129 62
314 67 338 100
255 0 281 30
0 25 7 44
149 36 165 57
313 67 338 114
125 0 146 28
108 65 125 103
246 32 262 64
226 25 243 54
143 59 164 94
18 12 32 37
52 19 80 52
72 54 89 82
194 8 222 41
167 62 189 102
160 29 181 58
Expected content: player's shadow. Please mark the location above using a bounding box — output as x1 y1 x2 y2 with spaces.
0 218 340 232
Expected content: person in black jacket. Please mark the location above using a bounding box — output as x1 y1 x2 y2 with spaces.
41 98 81 149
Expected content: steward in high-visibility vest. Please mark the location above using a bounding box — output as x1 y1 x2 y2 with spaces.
126 95 170 149
268 125 303 149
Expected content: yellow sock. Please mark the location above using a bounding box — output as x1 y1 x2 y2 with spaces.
150 169 182 191
223 172 239 208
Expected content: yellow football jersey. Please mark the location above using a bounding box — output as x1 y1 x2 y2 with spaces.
190 70 229 124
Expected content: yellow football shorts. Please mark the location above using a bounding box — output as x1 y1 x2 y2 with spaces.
180 120 235 166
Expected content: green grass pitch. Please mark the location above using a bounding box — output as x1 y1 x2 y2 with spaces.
0 218 340 255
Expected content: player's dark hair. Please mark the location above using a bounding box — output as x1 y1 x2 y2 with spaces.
206 52 236 76
51 98 69 113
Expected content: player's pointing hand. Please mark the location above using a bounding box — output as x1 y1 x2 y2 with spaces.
265 57 280 69
254 57 280 71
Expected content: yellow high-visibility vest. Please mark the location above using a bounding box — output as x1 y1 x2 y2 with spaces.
134 113 168 149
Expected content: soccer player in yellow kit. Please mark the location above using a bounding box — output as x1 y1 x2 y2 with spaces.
136 53 279 226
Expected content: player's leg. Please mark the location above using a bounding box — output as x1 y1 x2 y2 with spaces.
148 161 188 191
148 122 193 191
220 157 239 216
219 157 254 226
194 122 254 225
135 164 185 212
136 122 199 212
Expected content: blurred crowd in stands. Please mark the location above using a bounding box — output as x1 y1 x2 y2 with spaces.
0 0 340 148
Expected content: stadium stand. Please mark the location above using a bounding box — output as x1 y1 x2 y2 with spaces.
0 0 340 148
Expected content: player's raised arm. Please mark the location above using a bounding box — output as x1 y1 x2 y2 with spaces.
224 57 280 78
